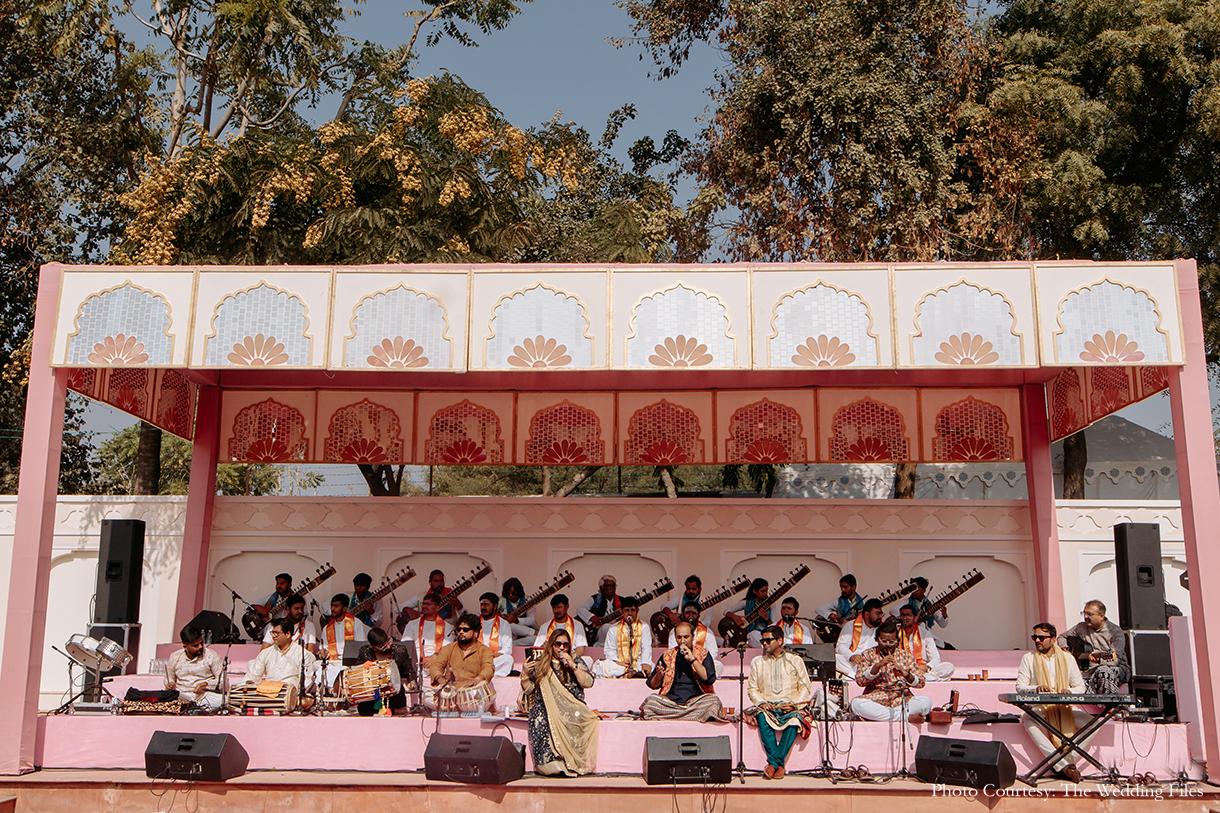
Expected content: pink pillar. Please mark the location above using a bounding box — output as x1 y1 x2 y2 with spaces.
172 385 221 636
1167 258 1220 771
1021 382 1067 631
0 264 66 775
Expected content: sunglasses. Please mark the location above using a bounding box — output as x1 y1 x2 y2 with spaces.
760 637 777 644
456 627 473 632
553 641 571 649
1031 634 1052 641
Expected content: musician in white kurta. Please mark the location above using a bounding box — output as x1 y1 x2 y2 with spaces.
247 619 317 689
778 598 816 645
593 598 653 678
400 593 454 680
478 592 515 676
681 602 724 676
835 600 885 678
898 606 954 680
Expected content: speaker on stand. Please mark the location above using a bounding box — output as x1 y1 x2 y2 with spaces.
86 519 145 700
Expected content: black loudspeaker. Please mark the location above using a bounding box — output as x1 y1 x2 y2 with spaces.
644 736 733 785
424 734 525 784
1132 675 1177 721
186 610 244 644
915 736 1016 790
1114 523 1166 630
145 731 248 781
1129 630 1173 676
94 519 145 624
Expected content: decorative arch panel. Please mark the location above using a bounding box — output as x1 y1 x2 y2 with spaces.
66 283 174 365
769 283 878 368
151 369 197 439
226 398 310 462
484 284 594 369
105 367 154 420
1054 280 1169 364
1048 369 1088 441
930 397 1016 462
344 284 452 369
724 399 807 463
621 399 706 465
323 399 406 464
423 399 506 465
912 282 1023 367
625 284 736 368
204 283 312 367
523 401 606 465
819 390 916 462
1085 366 1136 423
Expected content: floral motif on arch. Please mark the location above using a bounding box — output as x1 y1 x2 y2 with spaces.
228 399 309 462
424 400 505 465
828 399 909 462
770 284 877 367
347 286 450 369
725 399 806 463
1049 369 1086 441
932 398 1014 462
155 370 195 439
368 337 428 368
524 401 605 465
66 368 100 399
106 368 151 419
1139 366 1169 397
1088 367 1133 422
912 282 1022 366
323 399 405 463
1055 281 1168 364
623 400 704 465
486 285 592 368
206 283 311 366
67 283 173 365
626 285 735 368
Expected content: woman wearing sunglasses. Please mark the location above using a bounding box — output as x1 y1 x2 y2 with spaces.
520 627 598 775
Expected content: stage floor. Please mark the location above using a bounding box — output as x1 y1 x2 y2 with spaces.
0 768 1215 813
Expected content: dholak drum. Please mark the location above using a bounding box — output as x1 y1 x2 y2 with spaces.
456 680 496 715
342 660 401 704
229 681 298 712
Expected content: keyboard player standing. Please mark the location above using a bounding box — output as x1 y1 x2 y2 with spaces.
1015 622 1089 783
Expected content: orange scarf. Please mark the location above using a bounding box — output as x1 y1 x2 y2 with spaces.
850 616 867 650
899 625 926 667
693 623 709 649
415 618 446 661
545 616 576 639
325 614 355 658
615 619 643 668
658 645 712 695
484 615 501 650
786 621 805 644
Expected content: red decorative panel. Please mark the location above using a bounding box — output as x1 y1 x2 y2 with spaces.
153 369 196 439
1087 366 1134 422
324 399 405 463
66 368 101 399
828 398 910 462
1049 369 1086 441
932 397 1013 461
524 401 605 465
623 400 705 465
228 398 309 462
725 399 806 463
424 400 505 464
105 368 152 420
1138 365 1170 399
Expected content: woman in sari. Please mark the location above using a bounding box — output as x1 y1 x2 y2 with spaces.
519 627 598 775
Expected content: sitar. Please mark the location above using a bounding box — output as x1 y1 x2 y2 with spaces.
811 579 917 642
242 564 336 640
915 569 984 625
650 575 750 645
512 571 575 618
351 567 416 619
719 564 810 648
394 563 492 632
585 578 674 641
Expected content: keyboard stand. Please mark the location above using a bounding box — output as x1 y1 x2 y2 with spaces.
1005 699 1123 786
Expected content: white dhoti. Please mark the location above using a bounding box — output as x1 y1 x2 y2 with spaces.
850 695 933 722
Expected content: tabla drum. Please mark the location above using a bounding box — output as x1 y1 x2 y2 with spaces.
342 660 401 704
456 680 496 715
434 682 459 713
229 681 298 712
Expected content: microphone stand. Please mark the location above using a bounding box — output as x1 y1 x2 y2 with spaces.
735 643 747 784
895 673 911 779
222 582 247 643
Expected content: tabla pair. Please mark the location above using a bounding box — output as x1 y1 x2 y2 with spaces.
434 679 497 716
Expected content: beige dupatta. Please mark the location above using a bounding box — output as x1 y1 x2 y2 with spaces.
535 668 599 776
1033 644 1077 746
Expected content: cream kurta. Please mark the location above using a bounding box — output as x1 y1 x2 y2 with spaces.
747 651 813 729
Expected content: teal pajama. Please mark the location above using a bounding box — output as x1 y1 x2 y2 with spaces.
757 713 800 768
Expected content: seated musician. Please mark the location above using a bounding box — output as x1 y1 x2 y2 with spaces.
1017 622 1089 783
1058 601 1130 694
896 577 948 645
835 598 884 678
576 574 620 645
850 619 933 723
682 601 723 675
659 575 711 637
898 605 955 680
592 596 653 678
249 572 293 621
429 613 497 713
354 627 414 715
165 624 225 709
400 592 454 684
260 595 318 651
747 625 812 780
779 598 815 644
499 578 538 647
535 593 589 661
350 573 383 630
321 593 369 660
641 621 723 721
814 573 863 624
478 591 515 676
246 618 317 708
722 578 771 648
400 570 463 626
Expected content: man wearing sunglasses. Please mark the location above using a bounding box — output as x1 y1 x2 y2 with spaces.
1015 622 1088 783
747 625 812 779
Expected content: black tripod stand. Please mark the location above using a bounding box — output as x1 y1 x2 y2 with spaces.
734 643 747 784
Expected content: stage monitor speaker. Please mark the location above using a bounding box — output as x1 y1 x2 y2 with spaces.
1113 522 1166 630
186 610 243 644
94 519 145 624
1132 674 1177 721
915 736 1016 790
424 734 524 784
145 731 248 781
644 736 733 785
1129 630 1173 676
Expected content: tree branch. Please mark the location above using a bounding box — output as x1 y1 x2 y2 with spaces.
555 466 602 498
